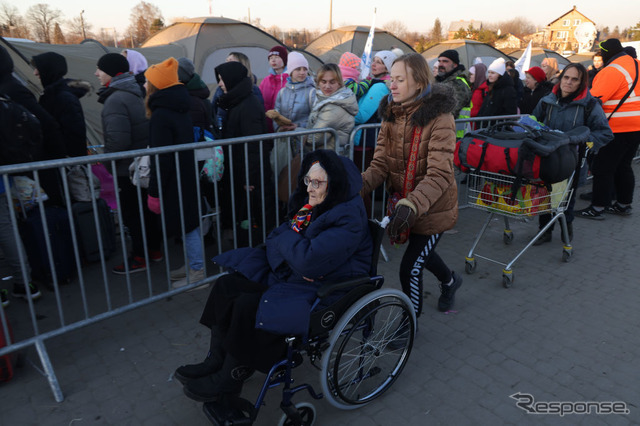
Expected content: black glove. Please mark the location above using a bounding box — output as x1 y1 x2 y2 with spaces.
387 204 417 240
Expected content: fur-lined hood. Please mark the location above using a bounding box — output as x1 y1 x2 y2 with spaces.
379 83 457 127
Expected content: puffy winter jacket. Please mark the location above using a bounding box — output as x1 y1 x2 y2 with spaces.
97 73 149 176
306 86 358 154
361 83 459 236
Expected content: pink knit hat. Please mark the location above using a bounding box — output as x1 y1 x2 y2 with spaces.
338 52 361 81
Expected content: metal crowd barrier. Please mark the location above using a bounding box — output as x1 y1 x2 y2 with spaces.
0 114 529 401
0 128 337 401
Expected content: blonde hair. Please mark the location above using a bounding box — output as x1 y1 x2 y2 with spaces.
316 63 344 89
393 53 434 98
541 58 559 80
144 81 159 118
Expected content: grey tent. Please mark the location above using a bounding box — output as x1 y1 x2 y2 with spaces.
305 26 414 64
505 48 571 70
4 37 184 147
567 52 596 67
142 17 323 84
421 39 511 70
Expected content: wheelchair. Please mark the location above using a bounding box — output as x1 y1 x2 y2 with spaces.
203 219 417 425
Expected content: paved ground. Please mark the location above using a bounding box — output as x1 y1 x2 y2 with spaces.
1 177 639 425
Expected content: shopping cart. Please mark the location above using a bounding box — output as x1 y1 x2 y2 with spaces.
463 170 576 288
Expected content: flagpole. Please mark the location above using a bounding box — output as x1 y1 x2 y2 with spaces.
359 8 377 80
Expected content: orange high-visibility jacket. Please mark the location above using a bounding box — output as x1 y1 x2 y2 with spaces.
591 54 640 133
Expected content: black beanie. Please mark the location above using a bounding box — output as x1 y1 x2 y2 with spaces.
599 39 624 65
439 49 460 65
215 61 248 92
97 53 130 77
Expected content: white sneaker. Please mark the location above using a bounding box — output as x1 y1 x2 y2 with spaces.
170 265 187 281
172 267 205 289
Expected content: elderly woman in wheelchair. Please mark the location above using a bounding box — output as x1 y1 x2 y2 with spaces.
175 149 416 424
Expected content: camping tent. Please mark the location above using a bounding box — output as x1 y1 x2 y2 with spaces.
3 17 324 147
567 52 595 67
142 17 323 84
505 48 570 70
421 39 511 70
305 26 414 64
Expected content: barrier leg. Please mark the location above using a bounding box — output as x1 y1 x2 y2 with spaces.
35 338 64 402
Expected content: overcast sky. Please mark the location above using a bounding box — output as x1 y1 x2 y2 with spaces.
11 1 639 37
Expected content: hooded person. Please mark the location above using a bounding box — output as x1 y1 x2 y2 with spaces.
177 57 212 138
32 52 89 158
214 61 275 245
468 63 487 117
305 63 359 155
122 49 148 95
175 149 372 402
94 52 161 275
477 57 517 119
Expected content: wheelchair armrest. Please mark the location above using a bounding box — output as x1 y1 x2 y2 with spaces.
316 276 371 299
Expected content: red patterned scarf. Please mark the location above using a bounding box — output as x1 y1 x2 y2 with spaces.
291 204 313 233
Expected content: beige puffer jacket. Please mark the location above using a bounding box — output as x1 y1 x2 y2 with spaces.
361 83 458 236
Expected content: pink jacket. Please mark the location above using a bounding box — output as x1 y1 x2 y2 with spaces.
259 71 289 131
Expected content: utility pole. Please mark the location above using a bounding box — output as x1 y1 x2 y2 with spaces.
80 10 86 39
248 8 251 24
329 0 332 31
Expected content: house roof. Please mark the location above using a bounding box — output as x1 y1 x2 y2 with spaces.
547 6 595 26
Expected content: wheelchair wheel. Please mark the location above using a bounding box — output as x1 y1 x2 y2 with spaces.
320 288 416 410
277 402 316 426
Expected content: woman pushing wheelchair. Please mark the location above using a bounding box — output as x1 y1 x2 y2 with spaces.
175 149 372 402
361 53 462 317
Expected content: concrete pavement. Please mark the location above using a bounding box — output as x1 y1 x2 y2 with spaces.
1 179 639 426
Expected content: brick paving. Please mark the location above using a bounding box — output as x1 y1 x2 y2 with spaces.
1 178 639 425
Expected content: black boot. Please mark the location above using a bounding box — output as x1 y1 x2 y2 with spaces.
532 229 553 246
438 271 462 312
183 353 254 402
175 326 224 385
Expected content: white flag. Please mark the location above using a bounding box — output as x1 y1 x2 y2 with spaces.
359 9 377 80
514 41 532 80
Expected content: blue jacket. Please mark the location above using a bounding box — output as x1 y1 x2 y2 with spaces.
274 75 316 130
532 85 613 153
213 153 372 336
354 81 388 146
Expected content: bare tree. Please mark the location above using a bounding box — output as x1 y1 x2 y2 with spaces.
383 20 408 39
26 3 63 43
488 17 536 38
66 15 94 43
0 3 30 38
126 1 163 46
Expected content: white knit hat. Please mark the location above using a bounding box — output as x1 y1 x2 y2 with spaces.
374 50 397 74
487 57 506 76
285 52 309 73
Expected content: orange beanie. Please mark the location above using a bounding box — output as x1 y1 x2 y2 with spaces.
144 57 182 90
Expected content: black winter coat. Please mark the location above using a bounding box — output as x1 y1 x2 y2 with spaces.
478 73 518 118
0 47 64 160
218 76 270 187
146 85 200 236
185 73 212 134
519 81 553 115
32 53 88 157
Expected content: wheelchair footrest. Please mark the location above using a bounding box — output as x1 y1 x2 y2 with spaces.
202 396 255 426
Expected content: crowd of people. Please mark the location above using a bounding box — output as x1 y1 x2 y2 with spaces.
1 38 639 412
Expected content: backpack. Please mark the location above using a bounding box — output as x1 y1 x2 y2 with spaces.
0 95 44 165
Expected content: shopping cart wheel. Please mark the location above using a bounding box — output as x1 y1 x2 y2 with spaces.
502 270 514 288
464 258 477 274
503 230 514 245
562 248 572 263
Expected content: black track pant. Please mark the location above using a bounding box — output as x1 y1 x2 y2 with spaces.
399 233 452 317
